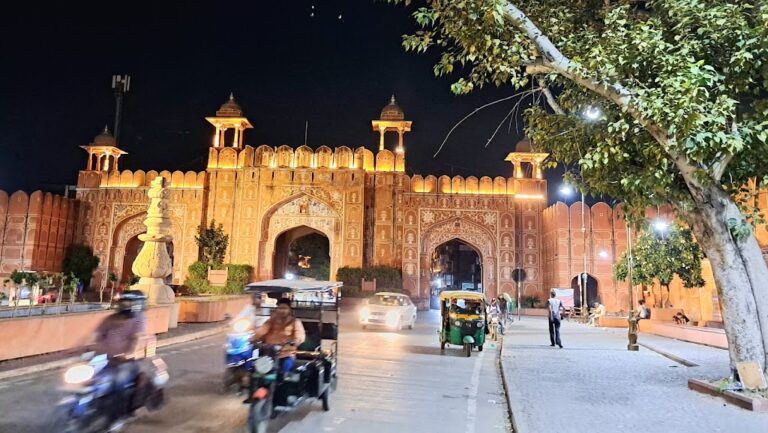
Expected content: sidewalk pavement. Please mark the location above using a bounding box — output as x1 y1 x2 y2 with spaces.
500 317 768 433
0 322 226 381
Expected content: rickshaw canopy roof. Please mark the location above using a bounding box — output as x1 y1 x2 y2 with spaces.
439 290 486 302
244 278 342 294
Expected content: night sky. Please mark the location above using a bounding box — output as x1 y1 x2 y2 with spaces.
0 1 564 200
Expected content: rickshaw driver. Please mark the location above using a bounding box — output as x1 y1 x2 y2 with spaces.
251 298 306 374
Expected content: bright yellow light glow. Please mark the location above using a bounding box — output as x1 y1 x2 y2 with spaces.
515 194 545 200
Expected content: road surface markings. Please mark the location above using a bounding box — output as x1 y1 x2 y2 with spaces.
465 350 485 433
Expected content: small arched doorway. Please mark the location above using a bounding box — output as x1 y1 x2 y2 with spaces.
430 238 482 304
571 273 599 308
272 226 330 280
120 235 174 284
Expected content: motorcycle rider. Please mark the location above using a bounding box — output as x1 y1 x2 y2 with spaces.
89 290 148 420
251 297 306 374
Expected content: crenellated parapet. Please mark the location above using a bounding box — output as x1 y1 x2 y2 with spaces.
77 169 206 190
207 144 405 173
408 174 546 199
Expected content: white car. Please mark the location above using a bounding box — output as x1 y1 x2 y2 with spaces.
360 292 418 330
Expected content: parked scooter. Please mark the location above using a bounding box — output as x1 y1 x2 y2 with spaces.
48 337 168 433
223 317 257 392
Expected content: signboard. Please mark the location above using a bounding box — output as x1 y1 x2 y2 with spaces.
207 268 228 288
551 288 574 308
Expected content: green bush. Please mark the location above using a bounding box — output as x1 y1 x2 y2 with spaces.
62 245 100 285
340 285 363 298
336 266 402 291
522 295 542 308
184 261 253 295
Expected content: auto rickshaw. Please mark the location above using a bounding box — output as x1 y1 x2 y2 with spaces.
438 290 488 357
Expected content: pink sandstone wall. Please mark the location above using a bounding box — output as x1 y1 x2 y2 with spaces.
0 305 170 361
0 190 79 279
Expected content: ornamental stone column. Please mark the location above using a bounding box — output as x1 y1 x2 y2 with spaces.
130 177 175 305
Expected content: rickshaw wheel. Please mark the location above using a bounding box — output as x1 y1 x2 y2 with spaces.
464 343 472 357
478 345 484 352
440 341 446 351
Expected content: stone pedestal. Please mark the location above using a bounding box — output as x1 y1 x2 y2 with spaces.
129 177 178 328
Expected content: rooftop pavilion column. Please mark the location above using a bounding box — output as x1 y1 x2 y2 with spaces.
379 126 386 151
213 126 221 148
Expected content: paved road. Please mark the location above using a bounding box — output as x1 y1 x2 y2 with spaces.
501 317 768 433
0 310 510 433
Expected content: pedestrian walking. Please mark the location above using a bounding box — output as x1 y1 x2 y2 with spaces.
547 291 563 348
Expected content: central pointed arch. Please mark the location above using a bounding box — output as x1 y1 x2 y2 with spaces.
257 193 342 280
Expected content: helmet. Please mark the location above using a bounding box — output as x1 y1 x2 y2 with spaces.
117 290 147 316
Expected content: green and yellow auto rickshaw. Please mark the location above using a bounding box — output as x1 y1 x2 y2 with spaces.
438 290 488 357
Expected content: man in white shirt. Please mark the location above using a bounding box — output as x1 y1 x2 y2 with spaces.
547 291 564 348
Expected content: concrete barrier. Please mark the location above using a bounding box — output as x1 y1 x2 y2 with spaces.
177 295 250 323
639 320 728 349
0 305 170 362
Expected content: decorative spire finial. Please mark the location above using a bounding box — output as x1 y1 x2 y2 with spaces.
102 125 111 134
390 94 396 104
229 92 234 100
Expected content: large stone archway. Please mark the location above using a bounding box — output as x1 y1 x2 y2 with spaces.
418 217 498 298
257 194 342 281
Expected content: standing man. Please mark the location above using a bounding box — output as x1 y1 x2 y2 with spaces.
637 299 651 320
547 291 564 348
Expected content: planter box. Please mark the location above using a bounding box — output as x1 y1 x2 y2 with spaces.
688 378 768 412
519 308 549 317
0 305 170 362
599 316 629 328
177 295 250 323
639 320 728 349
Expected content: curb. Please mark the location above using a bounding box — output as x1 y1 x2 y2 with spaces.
0 326 227 382
498 338 527 433
639 342 699 367
688 378 768 412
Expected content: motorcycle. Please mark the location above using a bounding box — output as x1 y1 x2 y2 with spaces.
246 342 335 433
223 317 257 392
47 337 169 433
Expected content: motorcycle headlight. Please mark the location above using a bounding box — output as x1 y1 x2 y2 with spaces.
254 356 274 375
64 364 95 385
476 321 484 328
233 318 251 333
454 320 461 327
360 307 370 320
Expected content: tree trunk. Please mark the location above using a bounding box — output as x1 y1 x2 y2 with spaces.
676 187 768 374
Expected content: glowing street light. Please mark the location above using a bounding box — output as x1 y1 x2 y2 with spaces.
598 250 609 259
653 219 669 234
559 184 575 197
582 105 603 121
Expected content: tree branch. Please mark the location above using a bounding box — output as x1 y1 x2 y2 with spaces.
537 78 565 115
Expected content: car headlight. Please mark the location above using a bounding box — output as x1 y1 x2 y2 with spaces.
254 356 274 375
360 307 370 320
232 318 251 333
386 311 400 327
454 320 461 326
64 364 95 385
476 321 484 328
